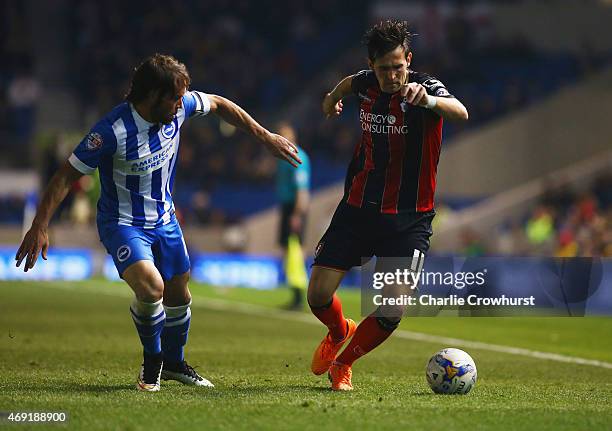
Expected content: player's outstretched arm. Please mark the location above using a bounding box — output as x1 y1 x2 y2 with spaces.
322 75 354 119
402 82 469 121
207 95 301 168
15 161 84 272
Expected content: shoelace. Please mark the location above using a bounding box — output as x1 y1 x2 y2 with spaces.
181 362 204 381
323 329 347 356
321 334 337 357
339 367 352 384
335 365 352 385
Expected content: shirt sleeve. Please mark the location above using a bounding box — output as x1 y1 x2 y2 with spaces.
69 121 117 175
182 90 211 118
351 70 376 96
420 75 454 98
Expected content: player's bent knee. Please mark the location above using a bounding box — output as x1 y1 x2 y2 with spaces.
170 271 190 285
307 280 334 307
163 271 191 306
132 278 164 302
307 266 344 306
307 290 332 308
123 261 165 302
146 281 164 302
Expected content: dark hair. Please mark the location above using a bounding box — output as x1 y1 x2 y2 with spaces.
125 54 191 103
364 20 413 62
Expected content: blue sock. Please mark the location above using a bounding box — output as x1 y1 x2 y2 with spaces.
130 298 165 355
161 301 191 363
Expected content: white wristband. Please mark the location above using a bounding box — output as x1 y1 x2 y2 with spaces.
424 95 437 109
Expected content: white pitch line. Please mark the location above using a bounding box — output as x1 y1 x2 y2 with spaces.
35 282 612 370
391 331 612 369
197 297 612 370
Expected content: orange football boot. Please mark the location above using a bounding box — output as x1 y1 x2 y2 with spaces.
311 318 356 375
328 361 353 391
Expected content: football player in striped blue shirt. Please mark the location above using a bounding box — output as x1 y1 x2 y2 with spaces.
15 54 301 392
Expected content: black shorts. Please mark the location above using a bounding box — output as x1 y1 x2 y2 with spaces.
313 201 435 271
278 202 306 247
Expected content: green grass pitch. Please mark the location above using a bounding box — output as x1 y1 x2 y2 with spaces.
1 280 611 430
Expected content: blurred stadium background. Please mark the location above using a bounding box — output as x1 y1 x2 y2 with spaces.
1 0 612 287
2 2 612 429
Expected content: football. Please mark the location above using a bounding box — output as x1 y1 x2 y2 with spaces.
426 348 477 395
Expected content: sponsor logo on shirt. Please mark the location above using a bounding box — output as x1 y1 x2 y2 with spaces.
126 144 175 175
359 110 408 134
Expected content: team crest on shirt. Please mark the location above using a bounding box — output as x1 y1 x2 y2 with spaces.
161 121 177 139
357 92 372 103
86 132 103 151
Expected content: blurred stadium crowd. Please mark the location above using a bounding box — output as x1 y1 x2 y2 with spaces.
0 0 610 257
453 172 612 257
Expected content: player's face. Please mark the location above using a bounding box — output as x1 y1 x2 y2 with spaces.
369 46 412 94
152 86 186 124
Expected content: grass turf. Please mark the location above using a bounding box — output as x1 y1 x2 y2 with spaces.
0 280 611 430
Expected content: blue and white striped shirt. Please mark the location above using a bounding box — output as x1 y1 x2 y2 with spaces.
69 90 210 229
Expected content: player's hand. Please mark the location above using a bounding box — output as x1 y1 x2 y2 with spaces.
15 223 49 272
262 132 302 168
322 93 343 119
401 82 429 107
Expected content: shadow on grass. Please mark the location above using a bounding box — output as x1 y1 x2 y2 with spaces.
8 382 136 394
209 383 332 397
411 391 437 396
8 380 347 398
59 383 136 393
249 384 330 393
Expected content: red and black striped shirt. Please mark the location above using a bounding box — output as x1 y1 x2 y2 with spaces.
344 69 453 214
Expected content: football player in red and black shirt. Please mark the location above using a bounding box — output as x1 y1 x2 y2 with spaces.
308 20 468 391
